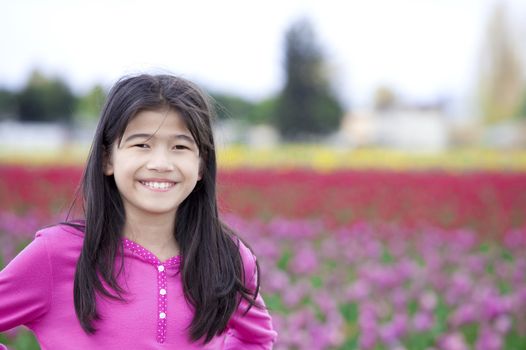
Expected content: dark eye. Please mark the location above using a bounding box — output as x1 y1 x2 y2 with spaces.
175 145 189 150
134 144 149 149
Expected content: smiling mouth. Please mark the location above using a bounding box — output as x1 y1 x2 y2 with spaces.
139 181 176 190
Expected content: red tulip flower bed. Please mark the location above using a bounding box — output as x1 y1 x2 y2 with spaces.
218 169 526 236
1 165 525 238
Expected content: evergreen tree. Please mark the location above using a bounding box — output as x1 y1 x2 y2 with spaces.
275 17 343 140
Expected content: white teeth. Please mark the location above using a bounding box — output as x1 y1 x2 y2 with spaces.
141 181 174 190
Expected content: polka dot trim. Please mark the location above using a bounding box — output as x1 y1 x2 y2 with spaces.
123 238 182 344
157 263 168 343
122 238 181 267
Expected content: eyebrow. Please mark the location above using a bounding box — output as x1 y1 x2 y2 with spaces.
124 133 196 144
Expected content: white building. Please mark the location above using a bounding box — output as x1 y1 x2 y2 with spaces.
340 108 450 152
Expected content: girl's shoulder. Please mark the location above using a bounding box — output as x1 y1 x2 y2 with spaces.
36 221 85 240
232 236 258 284
33 222 85 254
2 222 84 282
235 237 255 262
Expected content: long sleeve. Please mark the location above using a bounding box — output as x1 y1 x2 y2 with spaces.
224 241 278 349
0 232 52 332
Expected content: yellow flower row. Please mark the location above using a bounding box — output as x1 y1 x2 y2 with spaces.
1 145 526 171
217 145 526 172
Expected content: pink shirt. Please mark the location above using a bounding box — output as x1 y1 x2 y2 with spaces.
0 224 277 349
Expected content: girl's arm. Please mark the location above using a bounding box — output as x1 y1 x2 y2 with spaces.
0 233 52 332
224 241 277 350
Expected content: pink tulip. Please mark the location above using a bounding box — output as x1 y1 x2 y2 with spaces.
475 327 503 350
439 332 469 350
413 311 434 332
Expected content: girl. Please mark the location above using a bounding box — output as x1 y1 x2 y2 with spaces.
0 74 277 349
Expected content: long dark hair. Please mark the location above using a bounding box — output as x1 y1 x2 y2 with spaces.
66 74 260 343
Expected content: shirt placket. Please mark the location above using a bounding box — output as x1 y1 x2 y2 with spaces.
123 239 180 344
157 263 168 343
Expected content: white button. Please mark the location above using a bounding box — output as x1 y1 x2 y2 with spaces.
160 288 167 295
158 265 165 272
159 312 166 319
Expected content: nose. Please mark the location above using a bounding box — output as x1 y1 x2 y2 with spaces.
146 148 175 172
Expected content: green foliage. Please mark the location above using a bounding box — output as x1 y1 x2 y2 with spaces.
403 331 435 350
0 88 17 119
74 84 106 122
211 93 255 121
407 299 419 316
4 69 279 126
381 246 394 264
310 274 323 289
460 323 479 345
433 296 450 335
277 249 292 271
0 328 40 350
505 330 526 349
247 97 278 125
264 293 287 313
211 93 277 125
275 17 344 140
337 337 358 350
340 302 358 323
17 70 76 122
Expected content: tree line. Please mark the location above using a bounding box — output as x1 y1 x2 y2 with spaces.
0 70 106 125
0 18 344 141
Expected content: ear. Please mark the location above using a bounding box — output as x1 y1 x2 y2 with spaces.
103 148 114 176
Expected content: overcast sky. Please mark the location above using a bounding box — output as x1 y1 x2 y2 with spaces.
1 0 525 108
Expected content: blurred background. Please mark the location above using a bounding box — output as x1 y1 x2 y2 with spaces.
1 0 526 349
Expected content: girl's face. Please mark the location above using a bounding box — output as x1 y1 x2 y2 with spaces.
104 108 202 222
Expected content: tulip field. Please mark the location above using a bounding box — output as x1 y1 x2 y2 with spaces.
1 151 526 349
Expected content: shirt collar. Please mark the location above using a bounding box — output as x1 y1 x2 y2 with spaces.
122 238 181 268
